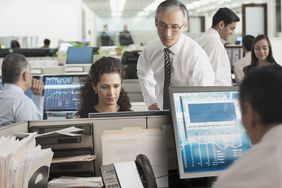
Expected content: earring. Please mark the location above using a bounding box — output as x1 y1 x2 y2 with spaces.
95 90 97 94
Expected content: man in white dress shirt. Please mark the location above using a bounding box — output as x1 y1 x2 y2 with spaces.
197 7 239 86
213 64 282 188
137 0 215 110
0 53 44 126
233 35 255 85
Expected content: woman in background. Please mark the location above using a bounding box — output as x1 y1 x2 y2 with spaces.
244 34 278 74
79 57 131 117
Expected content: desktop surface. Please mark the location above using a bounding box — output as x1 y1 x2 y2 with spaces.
170 87 251 179
43 75 87 111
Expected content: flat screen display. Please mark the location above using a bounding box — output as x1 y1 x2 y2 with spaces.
66 47 93 64
43 75 87 111
169 87 251 179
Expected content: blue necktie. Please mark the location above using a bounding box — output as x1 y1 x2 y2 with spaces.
163 48 171 109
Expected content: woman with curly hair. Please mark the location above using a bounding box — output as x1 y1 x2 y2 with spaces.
78 57 131 118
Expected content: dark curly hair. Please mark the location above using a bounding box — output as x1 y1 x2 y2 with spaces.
78 56 131 118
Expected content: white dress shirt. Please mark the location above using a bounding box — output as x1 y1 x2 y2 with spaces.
0 84 43 126
137 33 215 109
197 28 232 86
213 125 282 188
233 52 251 85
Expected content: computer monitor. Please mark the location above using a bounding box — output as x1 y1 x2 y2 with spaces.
12 48 56 57
169 86 251 179
0 49 11 58
43 74 87 111
66 47 93 64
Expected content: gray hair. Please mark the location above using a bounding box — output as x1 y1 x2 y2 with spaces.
2 53 29 84
155 0 189 24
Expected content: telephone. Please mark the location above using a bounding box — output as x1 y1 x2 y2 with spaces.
100 154 157 188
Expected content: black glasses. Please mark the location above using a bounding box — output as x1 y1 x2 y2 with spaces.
157 23 185 32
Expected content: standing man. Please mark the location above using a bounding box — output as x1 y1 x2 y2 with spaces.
0 53 44 126
213 64 282 188
100 24 113 46
197 7 240 86
137 0 214 110
233 35 255 84
119 24 134 46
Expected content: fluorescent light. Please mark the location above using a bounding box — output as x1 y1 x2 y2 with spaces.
110 0 126 17
136 0 165 17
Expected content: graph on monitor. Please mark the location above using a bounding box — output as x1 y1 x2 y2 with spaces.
43 75 86 111
170 87 251 179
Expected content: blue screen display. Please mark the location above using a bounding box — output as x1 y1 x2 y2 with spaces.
171 89 251 178
188 102 236 123
43 75 86 111
66 47 93 64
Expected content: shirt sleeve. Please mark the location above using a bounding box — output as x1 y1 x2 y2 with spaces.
209 43 232 86
189 47 215 86
137 49 157 107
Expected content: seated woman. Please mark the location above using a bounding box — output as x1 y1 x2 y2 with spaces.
78 57 131 117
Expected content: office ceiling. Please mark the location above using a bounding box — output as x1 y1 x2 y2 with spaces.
83 0 265 18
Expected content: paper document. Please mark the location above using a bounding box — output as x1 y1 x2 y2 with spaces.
52 154 96 164
0 134 53 188
36 126 83 137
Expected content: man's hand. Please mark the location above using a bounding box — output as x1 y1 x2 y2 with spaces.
31 79 44 96
148 103 160 110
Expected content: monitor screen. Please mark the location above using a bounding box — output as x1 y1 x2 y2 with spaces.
169 87 251 179
66 47 93 64
43 75 87 111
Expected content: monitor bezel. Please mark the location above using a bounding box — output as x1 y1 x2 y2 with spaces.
169 86 244 179
88 110 170 118
43 74 87 111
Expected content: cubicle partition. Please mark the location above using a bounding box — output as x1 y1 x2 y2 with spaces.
0 121 28 136
28 111 172 176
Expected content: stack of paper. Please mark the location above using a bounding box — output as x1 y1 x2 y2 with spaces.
0 133 53 188
48 176 103 188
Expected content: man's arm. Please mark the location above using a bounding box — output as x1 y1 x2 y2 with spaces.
137 50 159 110
31 79 44 118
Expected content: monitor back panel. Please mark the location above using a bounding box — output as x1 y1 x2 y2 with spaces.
66 47 93 64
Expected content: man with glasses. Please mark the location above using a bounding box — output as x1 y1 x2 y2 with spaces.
137 0 215 110
197 7 240 86
0 53 44 126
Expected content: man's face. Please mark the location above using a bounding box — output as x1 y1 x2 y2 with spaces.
219 21 237 41
155 9 187 47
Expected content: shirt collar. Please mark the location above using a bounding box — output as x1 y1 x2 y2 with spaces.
208 28 221 41
160 33 185 55
3 83 25 94
260 124 282 144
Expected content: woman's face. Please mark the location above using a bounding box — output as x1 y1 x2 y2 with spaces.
254 39 270 63
95 73 122 107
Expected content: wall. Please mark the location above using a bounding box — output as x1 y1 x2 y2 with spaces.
0 0 95 48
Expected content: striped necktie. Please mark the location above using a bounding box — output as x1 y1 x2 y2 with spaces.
163 48 171 109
